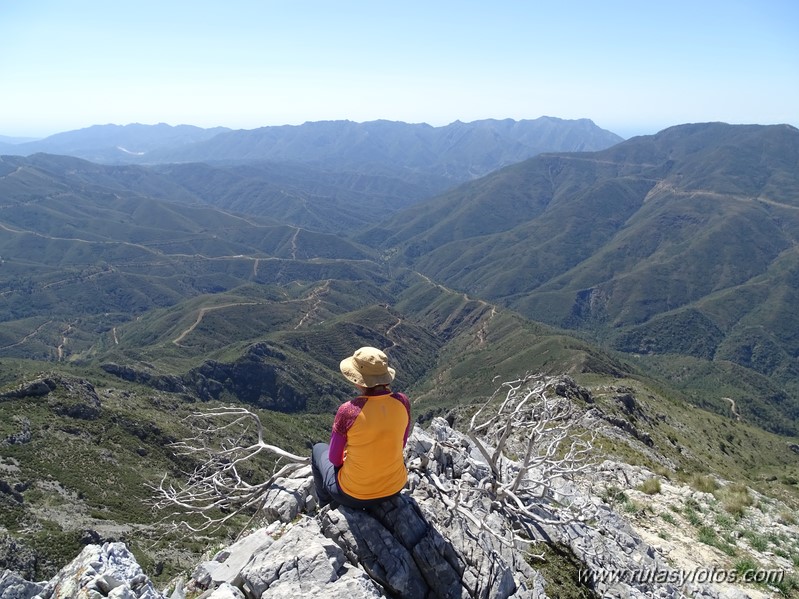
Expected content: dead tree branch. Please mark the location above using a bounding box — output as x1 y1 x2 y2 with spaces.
149 406 309 534
413 373 598 549
469 374 597 522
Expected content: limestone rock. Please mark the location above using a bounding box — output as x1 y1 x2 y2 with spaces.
320 504 428 598
204 582 245 599
4 380 778 599
191 529 274 589
0 375 102 420
259 465 315 523
0 569 45 599
47 378 102 420
3 416 32 445
238 518 383 599
0 533 37 580
100 363 188 395
36 542 162 599
0 378 56 399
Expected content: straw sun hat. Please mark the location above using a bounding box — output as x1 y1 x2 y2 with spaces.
339 346 395 388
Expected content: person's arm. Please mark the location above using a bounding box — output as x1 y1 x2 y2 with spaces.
330 398 365 466
329 430 346 467
395 392 412 447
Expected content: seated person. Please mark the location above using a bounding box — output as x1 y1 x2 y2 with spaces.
311 346 411 509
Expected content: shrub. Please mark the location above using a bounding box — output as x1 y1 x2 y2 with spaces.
525 542 597 598
767 532 783 547
689 473 719 493
744 531 768 552
601 485 628 505
637 477 662 495
698 526 717 545
683 503 703 527
714 482 753 518
623 499 646 515
697 527 736 556
771 575 799 598
714 512 735 530
733 557 760 576
684 497 701 511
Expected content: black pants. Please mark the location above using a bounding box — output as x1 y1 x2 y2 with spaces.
311 442 396 510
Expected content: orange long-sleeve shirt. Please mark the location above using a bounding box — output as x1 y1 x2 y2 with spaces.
331 391 411 500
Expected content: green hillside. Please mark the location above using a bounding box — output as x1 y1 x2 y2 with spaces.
4 125 799 434
371 123 799 434
3 275 798 581
2 123 799 584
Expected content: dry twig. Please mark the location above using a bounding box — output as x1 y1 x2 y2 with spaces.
149 406 308 534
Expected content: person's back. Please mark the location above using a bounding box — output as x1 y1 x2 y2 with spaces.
311 347 411 509
335 390 410 500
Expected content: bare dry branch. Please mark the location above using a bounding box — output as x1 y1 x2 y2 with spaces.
412 373 598 550
153 372 597 554
149 406 309 534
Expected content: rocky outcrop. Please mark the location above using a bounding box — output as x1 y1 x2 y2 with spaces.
0 533 38 581
0 375 101 420
238 519 385 598
186 352 307 411
0 379 55 399
0 542 162 599
47 378 102 420
0 570 44 599
4 416 32 445
184 420 540 598
102 343 348 413
100 363 189 395
5 413 762 599
182 416 748 598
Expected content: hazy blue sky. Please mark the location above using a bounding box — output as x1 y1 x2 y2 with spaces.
1 1 797 139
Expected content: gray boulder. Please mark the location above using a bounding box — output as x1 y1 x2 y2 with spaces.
238 518 383 599
36 542 162 599
191 529 274 590
259 465 316 522
0 569 44 599
3 386 760 599
204 582 245 599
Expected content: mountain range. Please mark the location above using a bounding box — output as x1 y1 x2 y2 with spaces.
1 119 798 594
370 122 799 434
2 122 799 430
0 117 623 181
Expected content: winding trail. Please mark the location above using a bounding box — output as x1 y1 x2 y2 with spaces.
413 271 499 346
294 280 330 329
0 220 159 255
172 302 260 346
722 397 741 421
0 320 53 350
386 316 403 338
383 314 403 353
476 306 497 346
643 184 799 212
548 155 660 169
56 322 73 361
289 227 300 260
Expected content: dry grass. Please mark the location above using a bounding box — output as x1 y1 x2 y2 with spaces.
714 482 753 518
